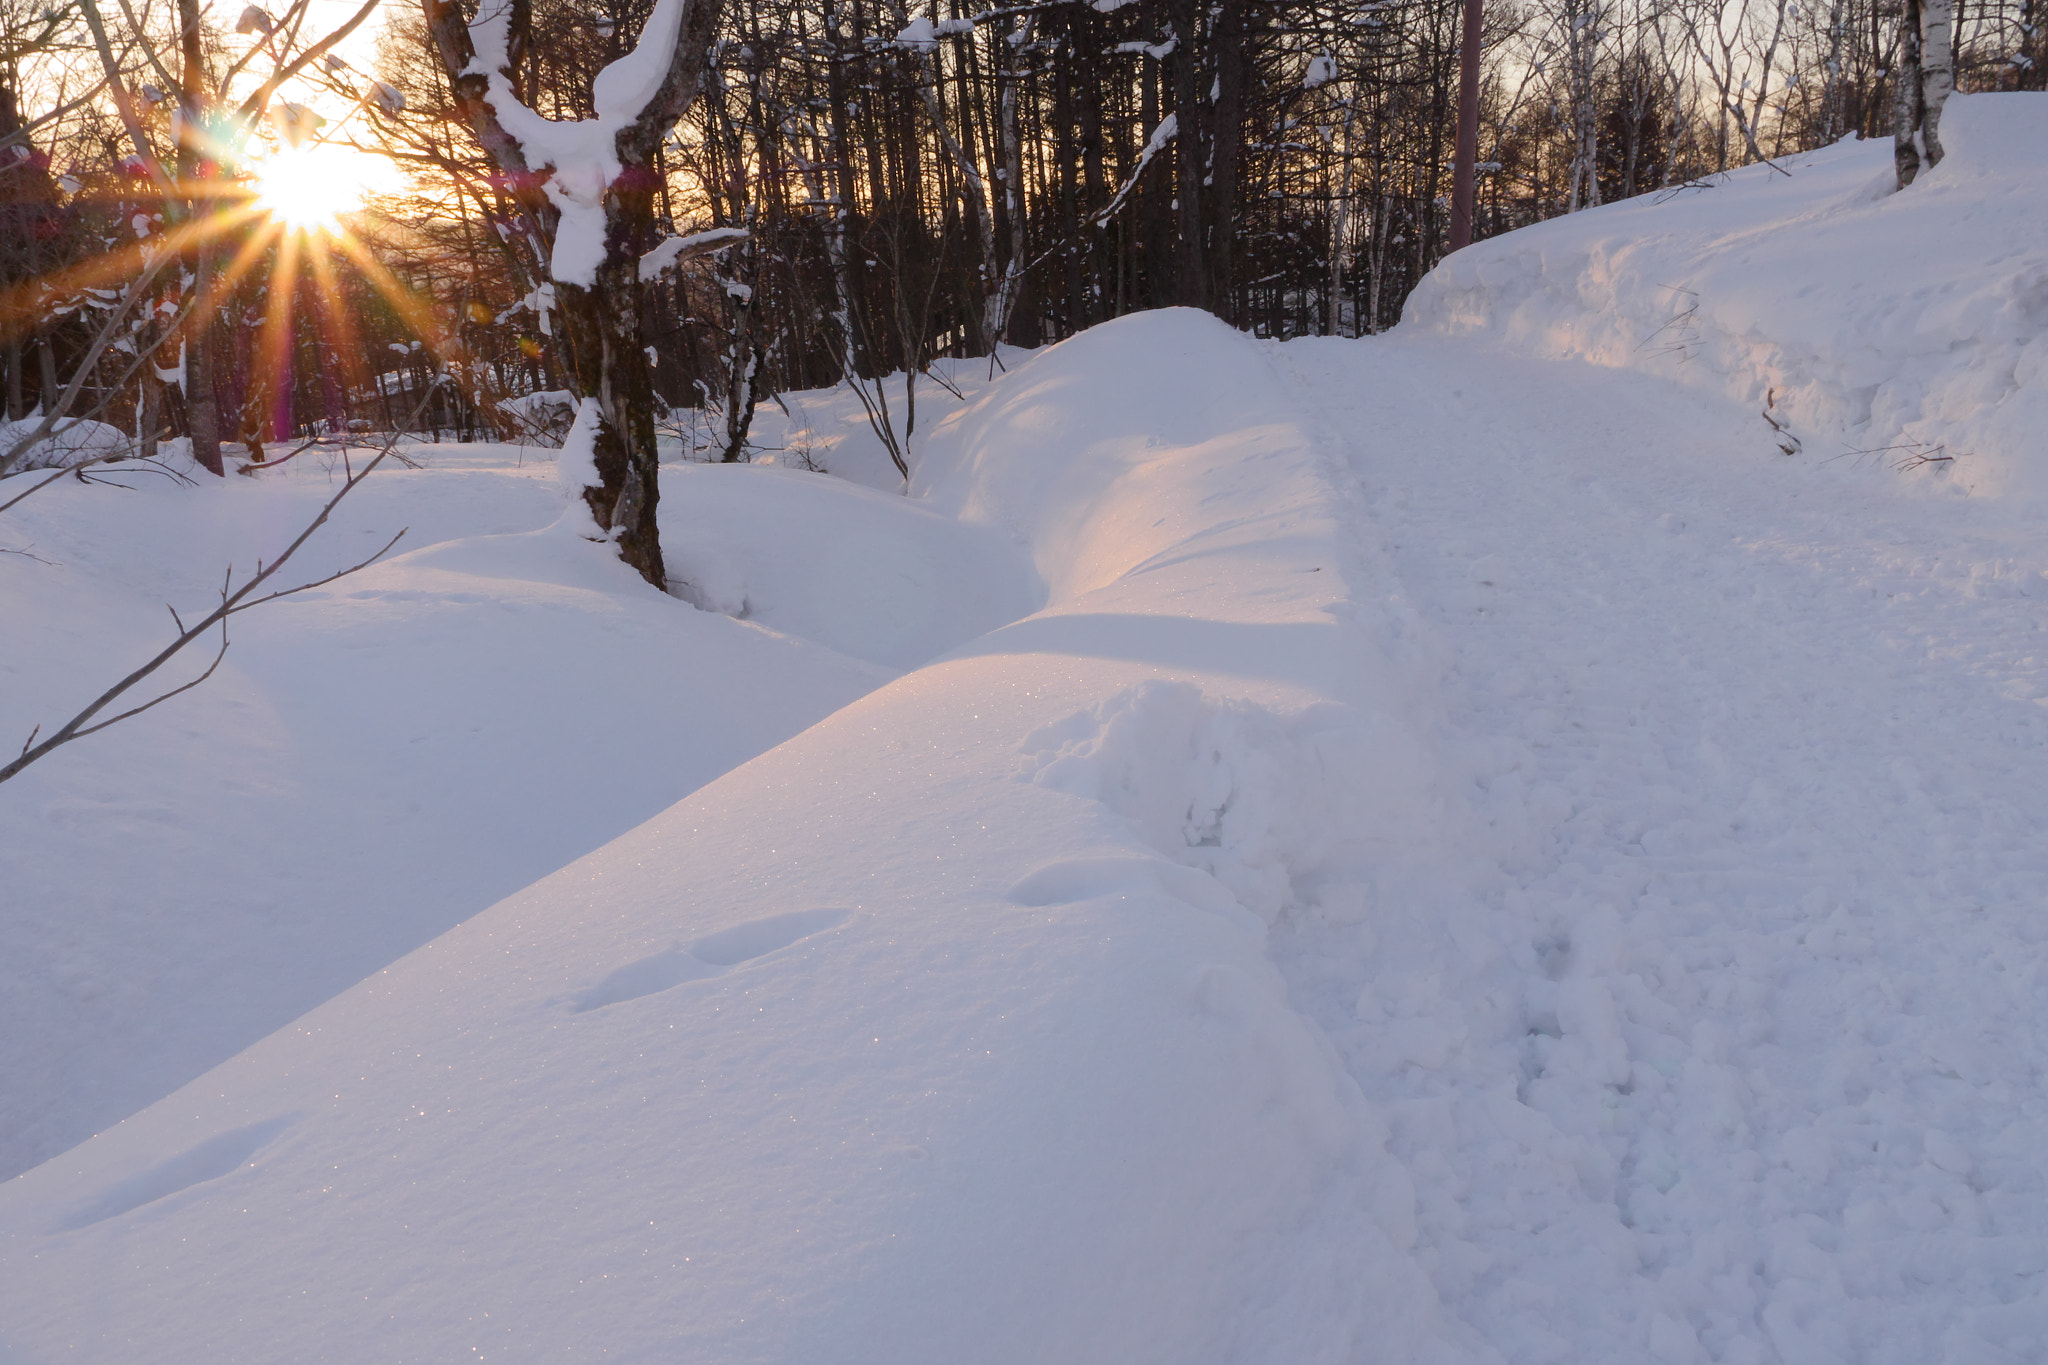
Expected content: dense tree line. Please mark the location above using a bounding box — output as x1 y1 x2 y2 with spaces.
359 0 2047 462
0 0 2035 761
0 0 2042 479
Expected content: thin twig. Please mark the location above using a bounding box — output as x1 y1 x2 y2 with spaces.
0 393 431 787
76 455 203 492
0 256 175 478
0 449 140 516
236 435 326 473
1636 285 1700 362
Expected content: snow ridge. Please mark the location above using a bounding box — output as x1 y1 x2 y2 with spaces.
1405 93 2048 501
0 310 1474 1364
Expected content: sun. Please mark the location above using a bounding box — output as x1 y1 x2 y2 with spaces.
252 143 394 232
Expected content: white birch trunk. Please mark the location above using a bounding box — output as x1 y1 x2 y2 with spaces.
990 18 1031 346
1920 0 1955 164
1893 0 1926 185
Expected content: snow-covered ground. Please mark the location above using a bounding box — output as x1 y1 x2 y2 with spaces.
1279 334 2048 1363
3 92 2045 1364
0 438 1029 1180
1408 93 2048 505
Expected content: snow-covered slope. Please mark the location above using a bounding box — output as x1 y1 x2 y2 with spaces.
0 444 1031 1181
0 312 1473 1363
661 460 1038 668
1406 93 2048 500
10 99 2048 1365
713 348 1030 491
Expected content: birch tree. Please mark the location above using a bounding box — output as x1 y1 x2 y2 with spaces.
1893 0 1953 184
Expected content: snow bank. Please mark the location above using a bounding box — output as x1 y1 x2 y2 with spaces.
0 417 129 471
660 461 1040 669
734 349 1029 490
1405 93 2048 499
0 436 1033 1181
0 312 1474 1363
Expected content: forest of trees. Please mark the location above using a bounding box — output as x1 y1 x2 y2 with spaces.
0 0 2041 491
0 0 2034 773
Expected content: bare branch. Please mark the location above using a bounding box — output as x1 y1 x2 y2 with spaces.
68 628 232 742
0 255 178 478
0 450 138 517
235 0 383 124
0 396 432 788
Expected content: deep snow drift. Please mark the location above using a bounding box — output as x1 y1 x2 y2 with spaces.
0 438 1031 1180
5 92 2048 1365
1408 93 2048 502
0 312 1470 1362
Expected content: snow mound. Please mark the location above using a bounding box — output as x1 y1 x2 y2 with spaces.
1405 92 2048 498
659 461 1039 669
1020 680 1435 924
0 418 130 472
734 349 1027 491
0 449 894 1181
0 310 1472 1363
496 387 574 443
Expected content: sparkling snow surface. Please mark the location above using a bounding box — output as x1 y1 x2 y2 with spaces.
4 93 2047 1365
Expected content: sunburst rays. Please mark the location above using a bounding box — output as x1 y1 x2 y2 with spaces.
4 141 448 450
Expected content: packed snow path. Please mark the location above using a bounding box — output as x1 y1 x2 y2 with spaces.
1278 334 2048 1364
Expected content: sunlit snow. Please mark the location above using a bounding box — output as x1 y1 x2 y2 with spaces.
3 90 2045 1365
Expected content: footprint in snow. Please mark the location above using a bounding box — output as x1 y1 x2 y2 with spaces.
56 1115 298 1232
569 908 850 1014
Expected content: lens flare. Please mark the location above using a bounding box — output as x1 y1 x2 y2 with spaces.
251 143 391 232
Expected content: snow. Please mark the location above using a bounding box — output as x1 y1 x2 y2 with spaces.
0 444 905 1182
661 462 1038 668
465 0 707 284
588 0 696 124
1 312 1473 1362
555 393 603 501
1406 92 2048 501
638 226 747 280
734 351 1025 490
893 15 938 49
1096 114 1177 226
0 417 129 472
1278 331 2048 1363
495 386 574 441
6 92 2048 1365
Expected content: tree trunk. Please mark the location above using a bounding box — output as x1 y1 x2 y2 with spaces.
423 0 723 590
719 250 761 464
177 0 224 476
1919 0 1954 164
1206 0 1245 319
1893 0 1925 185
823 11 870 382
138 369 159 463
1167 0 1208 310
556 250 665 586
